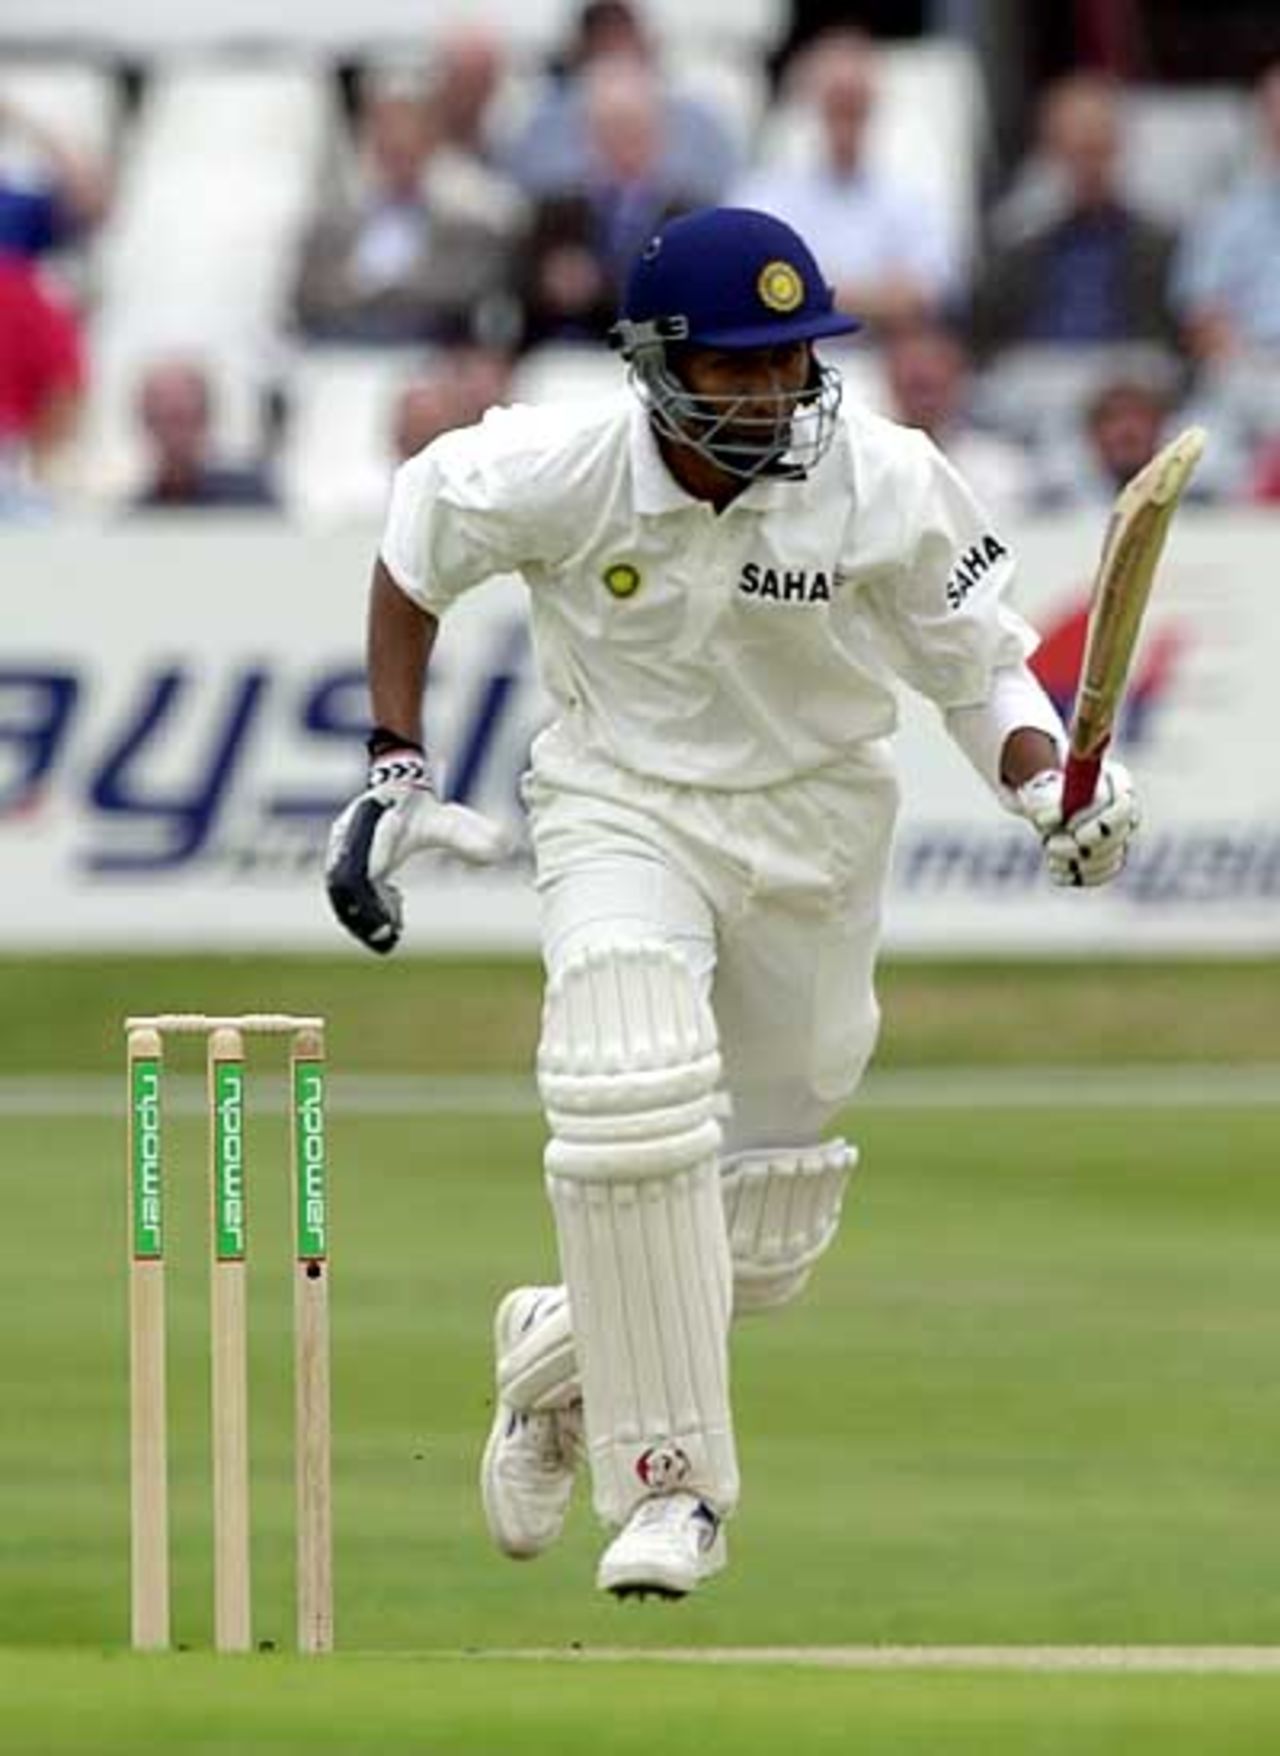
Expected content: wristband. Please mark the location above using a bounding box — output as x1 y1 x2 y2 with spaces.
366 724 424 761
369 749 431 789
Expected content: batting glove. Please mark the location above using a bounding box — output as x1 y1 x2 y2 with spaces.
1014 760 1140 889
325 748 512 954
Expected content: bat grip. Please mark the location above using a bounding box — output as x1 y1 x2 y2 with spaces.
1061 750 1105 820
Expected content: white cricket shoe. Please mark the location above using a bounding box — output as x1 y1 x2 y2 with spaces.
480 1287 582 1559
596 1492 727 1600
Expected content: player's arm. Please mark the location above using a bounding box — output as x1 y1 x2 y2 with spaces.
326 558 511 954
943 662 1137 886
367 558 437 750
869 434 1138 887
945 660 1140 890
940 630 1140 891
325 447 521 954
325 411 553 950
1017 427 1204 884
1000 726 1062 788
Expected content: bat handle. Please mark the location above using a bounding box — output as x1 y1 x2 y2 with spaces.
1061 749 1105 820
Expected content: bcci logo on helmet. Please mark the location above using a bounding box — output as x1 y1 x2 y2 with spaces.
757 259 804 313
635 1443 692 1491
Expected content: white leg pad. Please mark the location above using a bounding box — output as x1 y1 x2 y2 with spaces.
720 1139 857 1313
540 941 737 1527
497 1287 579 1412
503 1138 858 1407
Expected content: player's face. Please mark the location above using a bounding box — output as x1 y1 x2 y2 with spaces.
679 342 811 411
674 342 814 471
640 333 842 488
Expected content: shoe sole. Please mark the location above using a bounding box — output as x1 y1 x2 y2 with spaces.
597 1530 727 1600
608 1583 687 1602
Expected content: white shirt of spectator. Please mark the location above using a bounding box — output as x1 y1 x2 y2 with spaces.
352 204 431 292
380 393 1039 790
729 165 956 298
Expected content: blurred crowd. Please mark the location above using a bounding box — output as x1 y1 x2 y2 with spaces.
3 1 1280 521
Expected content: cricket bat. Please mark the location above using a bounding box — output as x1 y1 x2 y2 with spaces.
1060 425 1206 820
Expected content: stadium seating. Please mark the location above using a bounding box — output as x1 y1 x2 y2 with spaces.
0 56 119 160
277 344 421 523
72 59 334 498
1 18 1269 517
970 342 1182 446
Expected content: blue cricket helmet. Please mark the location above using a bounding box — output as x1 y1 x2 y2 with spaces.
611 206 860 354
609 207 858 482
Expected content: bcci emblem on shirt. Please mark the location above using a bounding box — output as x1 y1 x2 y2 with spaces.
603 561 642 598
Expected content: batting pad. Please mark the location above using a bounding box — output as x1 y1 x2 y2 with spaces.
499 1290 578 1411
720 1139 857 1312
539 942 738 1527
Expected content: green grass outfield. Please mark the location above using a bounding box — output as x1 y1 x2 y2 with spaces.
1 951 1277 1071
5 1652 1280 1756
3 956 1279 1748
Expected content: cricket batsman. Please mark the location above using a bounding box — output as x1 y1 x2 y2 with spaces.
325 207 1139 1599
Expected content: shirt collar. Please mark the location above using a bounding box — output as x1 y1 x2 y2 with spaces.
628 400 799 517
629 400 691 515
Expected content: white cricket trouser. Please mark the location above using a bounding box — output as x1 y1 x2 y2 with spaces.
525 723 899 1151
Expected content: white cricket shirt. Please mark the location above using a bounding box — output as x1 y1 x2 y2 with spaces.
380 391 1054 791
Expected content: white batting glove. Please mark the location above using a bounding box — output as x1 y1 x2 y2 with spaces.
1013 760 1140 889
325 748 512 954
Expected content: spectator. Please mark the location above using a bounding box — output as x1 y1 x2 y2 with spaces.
883 321 1034 520
0 95 109 259
428 26 507 164
517 60 698 346
562 0 648 65
731 29 953 327
1030 374 1224 510
1173 61 1280 362
292 80 517 346
416 45 525 241
507 0 738 204
391 343 513 461
970 75 1178 359
131 361 278 511
0 255 84 516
